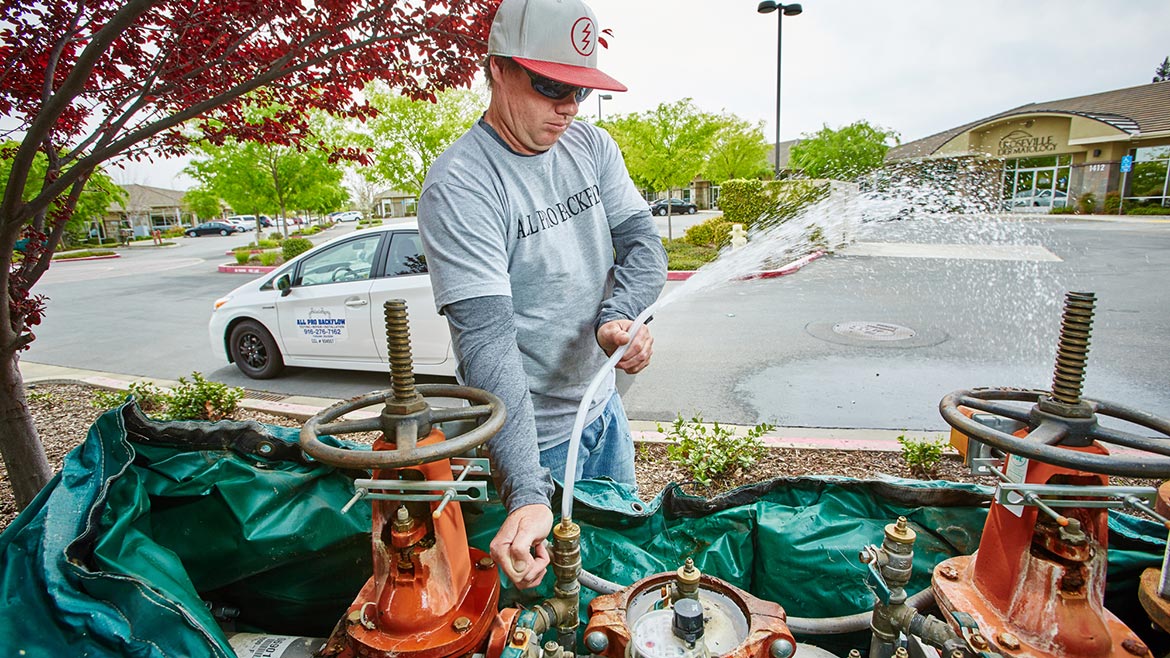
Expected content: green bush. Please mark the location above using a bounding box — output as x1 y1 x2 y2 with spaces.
897 434 949 478
663 239 719 270
268 232 284 242
259 251 278 266
282 237 313 260
235 250 250 264
1075 192 1096 214
1049 206 1077 215
165 372 243 421
683 216 733 249
1103 191 1121 214
659 413 774 486
91 380 169 415
718 179 771 227
1126 206 1170 215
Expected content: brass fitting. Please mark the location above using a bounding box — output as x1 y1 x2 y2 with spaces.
674 557 702 601
550 521 582 656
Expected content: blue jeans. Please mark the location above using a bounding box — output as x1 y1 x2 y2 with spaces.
540 393 636 487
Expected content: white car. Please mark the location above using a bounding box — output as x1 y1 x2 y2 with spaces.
334 211 363 222
225 215 257 231
209 221 454 379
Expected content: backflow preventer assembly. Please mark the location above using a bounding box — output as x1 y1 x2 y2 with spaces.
242 292 1170 658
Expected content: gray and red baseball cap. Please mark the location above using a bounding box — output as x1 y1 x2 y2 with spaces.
488 0 628 92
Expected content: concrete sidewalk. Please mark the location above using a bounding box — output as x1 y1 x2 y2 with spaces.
19 361 944 452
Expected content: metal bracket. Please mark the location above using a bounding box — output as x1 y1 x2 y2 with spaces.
862 544 891 604
340 458 491 513
994 483 1158 510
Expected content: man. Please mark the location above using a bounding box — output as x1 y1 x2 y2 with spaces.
417 0 666 589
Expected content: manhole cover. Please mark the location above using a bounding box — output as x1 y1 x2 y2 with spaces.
832 321 917 342
243 390 287 402
805 321 947 349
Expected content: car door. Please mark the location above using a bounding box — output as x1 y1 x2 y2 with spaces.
274 232 386 364
370 231 450 366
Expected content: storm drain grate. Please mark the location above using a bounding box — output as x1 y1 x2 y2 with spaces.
243 390 288 402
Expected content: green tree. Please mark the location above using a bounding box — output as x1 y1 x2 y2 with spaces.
606 99 719 238
182 188 223 222
704 114 772 184
362 84 484 197
2 143 124 247
788 120 900 181
185 117 348 235
1154 56 1170 83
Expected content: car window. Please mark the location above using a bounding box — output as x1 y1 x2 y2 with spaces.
384 232 428 276
296 233 384 287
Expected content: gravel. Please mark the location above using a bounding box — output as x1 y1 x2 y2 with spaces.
2 382 1156 533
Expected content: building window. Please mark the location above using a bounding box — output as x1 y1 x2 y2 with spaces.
1002 155 1071 212
1125 146 1170 208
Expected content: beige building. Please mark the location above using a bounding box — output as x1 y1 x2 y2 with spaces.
887 81 1170 212
104 184 193 237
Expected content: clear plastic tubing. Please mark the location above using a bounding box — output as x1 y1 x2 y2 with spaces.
561 303 658 522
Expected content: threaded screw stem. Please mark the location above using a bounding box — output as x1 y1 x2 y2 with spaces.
1051 291 1095 405
384 300 416 401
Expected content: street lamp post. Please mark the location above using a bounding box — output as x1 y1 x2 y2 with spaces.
757 1 802 179
597 93 613 122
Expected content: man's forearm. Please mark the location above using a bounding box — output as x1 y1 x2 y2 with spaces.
596 212 668 330
443 296 554 512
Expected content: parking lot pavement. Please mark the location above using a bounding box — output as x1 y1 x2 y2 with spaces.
653 209 719 239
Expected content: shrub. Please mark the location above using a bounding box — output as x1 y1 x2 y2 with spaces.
1103 191 1121 214
1049 206 1077 215
663 239 719 270
897 434 949 478
165 372 243 421
268 232 284 242
282 237 313 260
259 251 278 266
718 179 771 227
235 250 250 264
659 413 774 486
91 380 169 415
683 216 733 249
1075 192 1096 214
1126 206 1170 215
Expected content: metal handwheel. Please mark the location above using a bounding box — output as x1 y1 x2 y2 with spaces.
300 383 505 470
939 387 1170 478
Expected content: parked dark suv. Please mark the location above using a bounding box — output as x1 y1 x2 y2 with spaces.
649 198 697 216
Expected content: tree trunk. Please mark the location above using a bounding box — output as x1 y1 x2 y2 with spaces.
0 353 52 510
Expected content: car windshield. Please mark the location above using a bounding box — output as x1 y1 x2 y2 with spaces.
297 233 383 286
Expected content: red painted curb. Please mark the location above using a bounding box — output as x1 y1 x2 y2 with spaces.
52 254 121 262
218 263 278 274
666 250 825 281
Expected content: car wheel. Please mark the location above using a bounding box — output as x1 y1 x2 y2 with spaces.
220 229 230 236
687 206 697 214
655 208 667 216
186 231 197 238
229 320 284 379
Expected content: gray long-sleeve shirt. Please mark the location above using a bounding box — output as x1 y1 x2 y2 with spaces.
418 119 666 511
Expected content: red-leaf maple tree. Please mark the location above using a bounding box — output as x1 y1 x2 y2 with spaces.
0 0 498 509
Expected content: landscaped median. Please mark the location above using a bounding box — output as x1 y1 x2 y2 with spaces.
51 250 120 262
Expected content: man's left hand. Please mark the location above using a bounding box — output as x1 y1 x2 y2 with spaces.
597 319 654 374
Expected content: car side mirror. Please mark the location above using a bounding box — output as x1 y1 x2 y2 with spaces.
276 273 292 297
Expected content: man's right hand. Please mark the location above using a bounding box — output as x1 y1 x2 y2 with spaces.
490 503 554 589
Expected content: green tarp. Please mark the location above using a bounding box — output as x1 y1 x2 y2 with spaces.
1 403 1164 656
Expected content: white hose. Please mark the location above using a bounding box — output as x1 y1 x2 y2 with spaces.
560 303 658 522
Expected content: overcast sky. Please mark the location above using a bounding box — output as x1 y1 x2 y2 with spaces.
116 0 1170 189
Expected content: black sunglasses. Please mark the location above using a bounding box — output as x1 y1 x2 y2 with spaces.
520 66 592 103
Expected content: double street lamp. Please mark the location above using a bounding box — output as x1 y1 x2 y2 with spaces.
597 93 613 122
757 1 802 179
